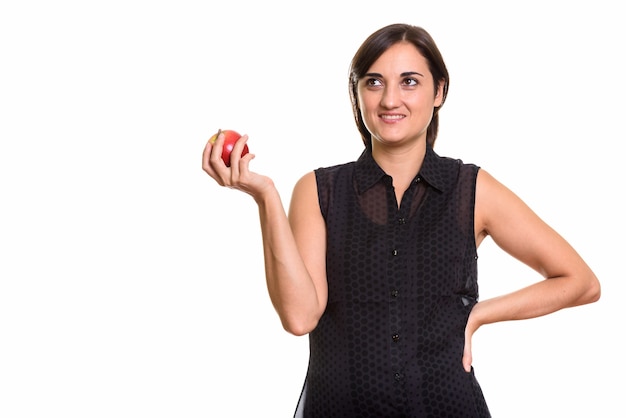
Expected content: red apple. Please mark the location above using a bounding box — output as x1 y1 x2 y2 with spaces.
209 129 249 167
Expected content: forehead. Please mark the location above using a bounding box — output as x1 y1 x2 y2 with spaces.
368 42 430 75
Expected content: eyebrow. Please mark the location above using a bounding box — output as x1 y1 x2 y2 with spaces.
364 71 425 78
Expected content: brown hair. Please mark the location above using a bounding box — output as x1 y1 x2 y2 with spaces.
349 23 449 149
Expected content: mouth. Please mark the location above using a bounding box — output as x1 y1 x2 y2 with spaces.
380 114 405 122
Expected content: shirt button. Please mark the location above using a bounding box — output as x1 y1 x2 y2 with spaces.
394 372 404 381
392 333 400 342
398 218 406 224
391 289 399 298
392 249 398 256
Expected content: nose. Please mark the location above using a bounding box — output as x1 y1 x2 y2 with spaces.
381 85 401 109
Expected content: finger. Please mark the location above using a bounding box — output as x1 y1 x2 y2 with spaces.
228 134 249 172
208 131 228 169
203 133 229 185
462 339 473 372
462 353 472 373
202 139 214 173
202 142 222 182
232 153 256 186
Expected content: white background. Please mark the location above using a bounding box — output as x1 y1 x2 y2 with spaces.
1 1 624 417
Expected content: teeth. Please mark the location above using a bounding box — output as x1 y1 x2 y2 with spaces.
381 115 404 120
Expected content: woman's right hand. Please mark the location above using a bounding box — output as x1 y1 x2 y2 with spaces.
202 131 275 201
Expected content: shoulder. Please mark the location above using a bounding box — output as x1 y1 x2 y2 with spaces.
293 170 317 196
423 147 480 190
314 160 357 190
315 160 357 177
475 167 531 237
476 168 509 197
293 159 357 196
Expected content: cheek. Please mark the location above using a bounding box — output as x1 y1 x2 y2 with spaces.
356 91 364 111
358 94 377 116
356 97 376 131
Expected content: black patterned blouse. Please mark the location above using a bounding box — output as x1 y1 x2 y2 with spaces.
294 146 491 417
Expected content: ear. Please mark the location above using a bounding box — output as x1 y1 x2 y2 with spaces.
434 80 445 107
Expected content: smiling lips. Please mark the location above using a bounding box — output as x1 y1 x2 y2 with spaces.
380 114 405 122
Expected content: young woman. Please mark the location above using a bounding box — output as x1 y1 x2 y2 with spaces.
202 23 600 418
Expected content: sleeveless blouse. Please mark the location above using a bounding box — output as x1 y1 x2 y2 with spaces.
294 146 491 418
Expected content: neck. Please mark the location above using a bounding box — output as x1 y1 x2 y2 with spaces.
371 140 427 182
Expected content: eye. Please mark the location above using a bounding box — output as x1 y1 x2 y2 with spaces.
402 77 418 87
364 78 382 88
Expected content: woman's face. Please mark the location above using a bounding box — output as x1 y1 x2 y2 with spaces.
357 41 443 148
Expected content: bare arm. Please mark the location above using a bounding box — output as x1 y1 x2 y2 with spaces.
258 172 328 335
463 169 600 370
202 134 327 335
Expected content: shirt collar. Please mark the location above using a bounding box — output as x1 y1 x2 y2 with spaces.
354 146 449 194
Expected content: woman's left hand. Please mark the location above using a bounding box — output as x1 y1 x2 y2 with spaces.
463 303 481 372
